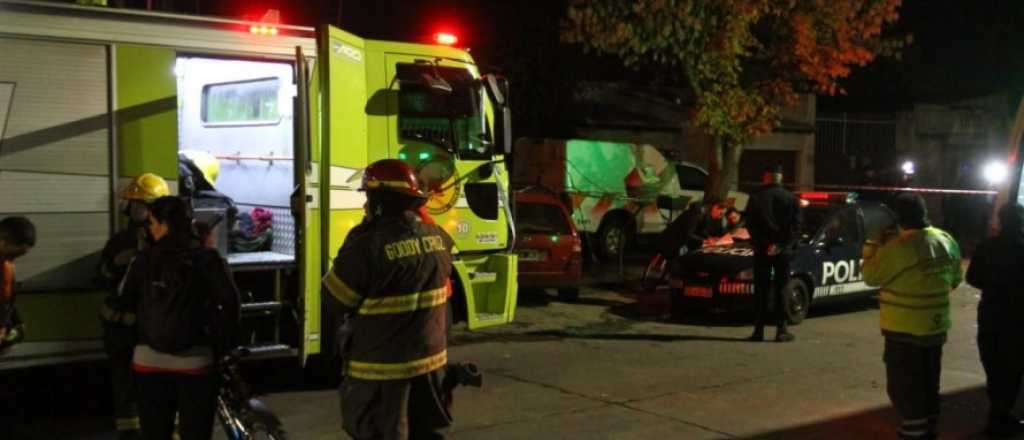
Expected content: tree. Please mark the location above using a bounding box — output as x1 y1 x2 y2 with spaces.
563 0 904 201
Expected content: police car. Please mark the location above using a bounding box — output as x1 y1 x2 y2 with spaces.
667 192 897 323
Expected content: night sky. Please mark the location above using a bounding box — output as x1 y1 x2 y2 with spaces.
148 0 1024 122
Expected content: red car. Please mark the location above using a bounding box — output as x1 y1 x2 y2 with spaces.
514 191 583 301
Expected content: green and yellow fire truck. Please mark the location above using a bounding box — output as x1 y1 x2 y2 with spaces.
0 0 517 369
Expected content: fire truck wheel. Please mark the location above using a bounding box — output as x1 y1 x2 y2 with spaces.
783 278 811 325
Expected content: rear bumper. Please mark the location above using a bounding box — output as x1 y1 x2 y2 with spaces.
668 277 755 309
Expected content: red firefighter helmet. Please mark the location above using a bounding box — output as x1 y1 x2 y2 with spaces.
360 159 428 199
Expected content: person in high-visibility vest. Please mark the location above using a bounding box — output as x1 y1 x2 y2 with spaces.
323 159 455 439
863 193 962 440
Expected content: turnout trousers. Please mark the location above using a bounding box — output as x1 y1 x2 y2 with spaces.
340 370 452 440
884 338 943 439
103 322 140 436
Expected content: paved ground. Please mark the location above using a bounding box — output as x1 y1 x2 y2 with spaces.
246 267 1006 440
3 261 1018 439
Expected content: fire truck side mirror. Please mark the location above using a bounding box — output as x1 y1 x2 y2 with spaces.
482 74 512 155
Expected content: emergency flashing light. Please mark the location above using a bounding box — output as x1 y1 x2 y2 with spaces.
249 25 278 36
901 160 916 175
800 192 831 200
434 32 458 46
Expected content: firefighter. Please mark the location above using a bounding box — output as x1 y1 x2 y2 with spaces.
98 173 169 439
323 159 456 440
965 203 1024 437
0 216 36 351
863 193 962 440
745 166 800 343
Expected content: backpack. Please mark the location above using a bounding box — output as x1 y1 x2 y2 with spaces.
138 248 219 354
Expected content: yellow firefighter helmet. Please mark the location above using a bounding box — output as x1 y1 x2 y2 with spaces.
119 173 170 202
180 149 221 186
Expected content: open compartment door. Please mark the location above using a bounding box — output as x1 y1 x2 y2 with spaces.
293 46 321 364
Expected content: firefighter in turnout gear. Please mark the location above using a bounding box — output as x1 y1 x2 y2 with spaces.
323 159 457 440
863 193 962 440
98 173 170 439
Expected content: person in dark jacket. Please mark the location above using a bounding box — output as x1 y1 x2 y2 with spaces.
657 202 705 259
323 159 456 440
745 166 800 342
118 196 240 440
966 203 1024 437
0 216 35 351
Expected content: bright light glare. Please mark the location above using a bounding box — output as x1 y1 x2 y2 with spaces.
901 161 915 175
434 32 458 46
983 161 1009 185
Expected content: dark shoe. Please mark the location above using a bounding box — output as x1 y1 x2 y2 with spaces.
775 332 795 343
747 330 765 342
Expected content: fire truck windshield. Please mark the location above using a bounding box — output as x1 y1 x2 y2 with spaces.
396 64 492 160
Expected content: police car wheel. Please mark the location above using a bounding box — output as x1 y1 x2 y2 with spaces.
783 278 811 325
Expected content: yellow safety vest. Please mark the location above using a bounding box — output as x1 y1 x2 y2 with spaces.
862 227 962 337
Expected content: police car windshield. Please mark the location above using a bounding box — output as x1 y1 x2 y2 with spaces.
800 206 833 241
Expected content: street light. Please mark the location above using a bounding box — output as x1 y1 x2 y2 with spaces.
901 160 915 176
983 161 1009 186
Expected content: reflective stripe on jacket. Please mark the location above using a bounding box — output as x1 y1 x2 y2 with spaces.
323 213 454 381
862 227 962 338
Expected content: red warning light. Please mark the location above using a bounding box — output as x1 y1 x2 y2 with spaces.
434 32 458 46
249 25 278 36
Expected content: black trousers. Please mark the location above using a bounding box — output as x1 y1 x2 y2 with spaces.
103 323 140 434
884 338 943 439
340 370 452 440
978 330 1024 420
752 251 790 334
136 372 218 440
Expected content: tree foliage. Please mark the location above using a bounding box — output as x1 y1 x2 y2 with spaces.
563 0 903 199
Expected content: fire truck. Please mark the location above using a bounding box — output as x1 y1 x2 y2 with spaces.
0 0 517 369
